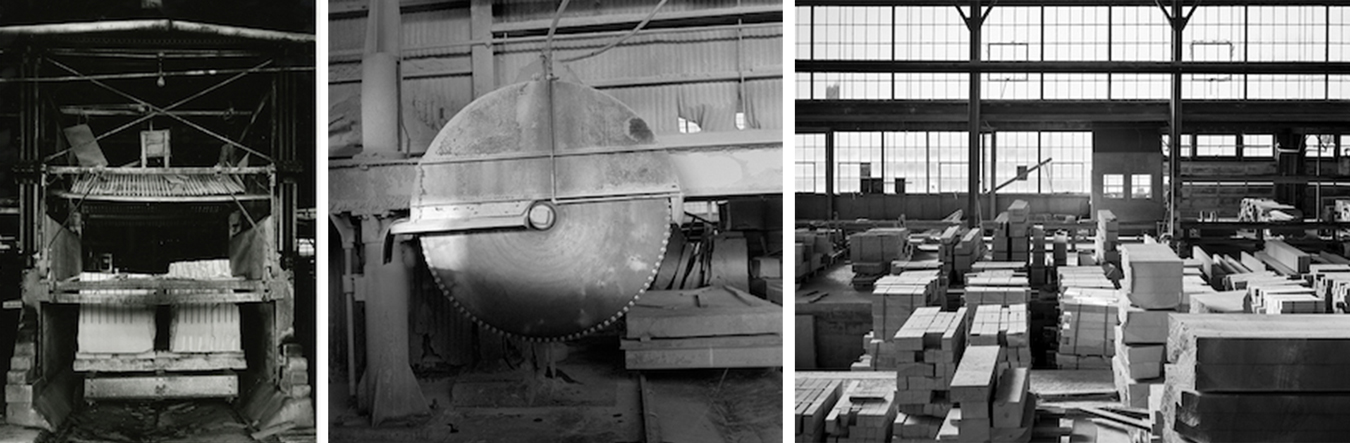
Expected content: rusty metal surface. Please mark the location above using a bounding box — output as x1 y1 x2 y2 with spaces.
417 80 674 340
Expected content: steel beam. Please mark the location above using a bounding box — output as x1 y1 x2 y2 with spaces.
330 131 784 215
795 100 1350 127
799 0 1350 6
798 60 1350 75
825 130 835 218
966 0 983 228
0 19 314 43
1168 0 1184 237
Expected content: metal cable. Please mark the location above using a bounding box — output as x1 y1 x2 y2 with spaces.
559 0 669 63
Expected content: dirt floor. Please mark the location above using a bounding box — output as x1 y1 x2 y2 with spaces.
330 336 782 443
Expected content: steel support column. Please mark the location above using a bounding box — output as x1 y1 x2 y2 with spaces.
965 1 985 228
1167 0 1186 238
825 131 836 218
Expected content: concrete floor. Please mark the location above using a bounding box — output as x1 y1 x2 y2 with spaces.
329 336 781 443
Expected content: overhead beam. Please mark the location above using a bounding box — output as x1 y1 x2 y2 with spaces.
797 60 1350 75
796 100 1350 127
490 5 782 37
798 0 1350 6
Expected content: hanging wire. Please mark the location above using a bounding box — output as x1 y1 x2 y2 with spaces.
543 0 573 68
544 0 572 203
559 0 669 63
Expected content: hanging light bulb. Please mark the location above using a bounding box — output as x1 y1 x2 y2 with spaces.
156 52 165 87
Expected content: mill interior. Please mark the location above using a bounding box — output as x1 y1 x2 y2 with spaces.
791 1 1350 443
327 0 785 442
0 2 317 442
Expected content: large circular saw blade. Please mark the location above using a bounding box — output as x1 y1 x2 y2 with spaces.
414 80 677 341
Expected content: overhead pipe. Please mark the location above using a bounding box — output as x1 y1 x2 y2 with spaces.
0 19 314 43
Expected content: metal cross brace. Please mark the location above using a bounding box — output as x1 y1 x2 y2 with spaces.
44 57 275 163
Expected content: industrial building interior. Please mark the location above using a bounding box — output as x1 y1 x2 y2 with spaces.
0 1 317 442
327 1 784 442
792 1 1350 443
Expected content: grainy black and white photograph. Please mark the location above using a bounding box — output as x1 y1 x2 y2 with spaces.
326 0 784 441
0 1 317 442
791 2 1350 443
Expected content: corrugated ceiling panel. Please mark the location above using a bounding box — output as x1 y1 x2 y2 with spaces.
496 0 781 24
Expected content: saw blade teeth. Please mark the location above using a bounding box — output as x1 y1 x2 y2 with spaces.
424 197 675 343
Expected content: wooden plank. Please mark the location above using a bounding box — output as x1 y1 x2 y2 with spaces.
950 345 1001 404
51 290 268 305
619 334 779 350
626 288 780 339
624 346 779 369
84 374 238 399
73 351 248 372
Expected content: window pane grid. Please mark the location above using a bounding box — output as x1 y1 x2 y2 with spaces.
835 132 883 192
895 7 969 61
813 6 894 60
1040 132 1092 194
1306 134 1336 158
795 133 827 193
1248 6 1327 62
1112 6 1171 61
1242 134 1274 158
1196 135 1238 157
1044 7 1109 61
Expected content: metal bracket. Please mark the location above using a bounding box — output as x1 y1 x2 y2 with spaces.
394 193 681 236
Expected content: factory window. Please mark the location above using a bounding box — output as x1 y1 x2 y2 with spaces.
1335 7 1350 62
1249 75 1327 100
1344 135 1350 157
1162 134 1193 158
895 73 968 100
1248 6 1327 62
883 131 929 194
795 133 827 193
1195 135 1238 157
1043 7 1109 61
1241 135 1275 158
1186 7 1246 62
894 6 969 61
1131 174 1152 199
835 132 882 193
1111 6 1171 61
1043 74 1108 100
930 132 970 193
1333 75 1350 100
988 132 1040 194
677 117 701 134
813 73 892 99
1103 174 1125 199
1306 134 1337 158
812 7 893 60
796 6 813 60
796 73 812 100
1110 74 1170 100
985 7 1041 62
1040 132 1092 194
984 73 1041 100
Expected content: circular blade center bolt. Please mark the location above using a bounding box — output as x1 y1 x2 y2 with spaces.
528 203 557 230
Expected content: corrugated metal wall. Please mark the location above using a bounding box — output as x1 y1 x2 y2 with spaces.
328 1 782 152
